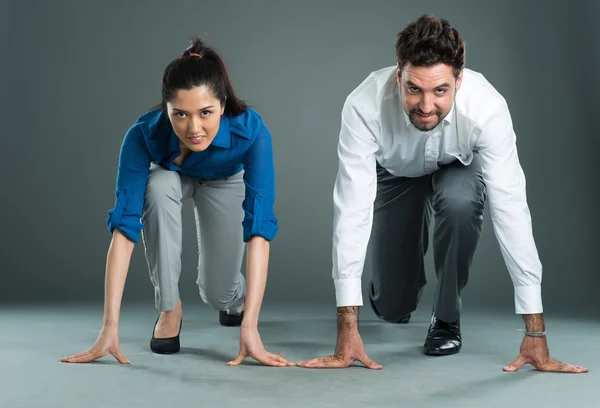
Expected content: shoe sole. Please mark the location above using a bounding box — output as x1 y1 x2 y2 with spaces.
150 348 180 355
423 347 461 356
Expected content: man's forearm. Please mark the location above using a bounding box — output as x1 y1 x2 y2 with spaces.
523 313 545 332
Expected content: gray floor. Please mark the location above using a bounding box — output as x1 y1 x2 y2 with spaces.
2 302 597 408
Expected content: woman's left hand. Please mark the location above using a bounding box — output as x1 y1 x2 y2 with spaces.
227 326 294 367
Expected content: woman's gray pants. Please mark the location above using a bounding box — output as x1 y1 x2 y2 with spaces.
141 163 245 314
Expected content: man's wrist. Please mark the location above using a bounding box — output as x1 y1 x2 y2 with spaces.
337 306 359 331
522 313 545 333
337 306 359 315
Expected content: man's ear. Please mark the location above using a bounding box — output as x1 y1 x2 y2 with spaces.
455 69 464 91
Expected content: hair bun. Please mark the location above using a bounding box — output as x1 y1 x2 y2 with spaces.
183 36 205 57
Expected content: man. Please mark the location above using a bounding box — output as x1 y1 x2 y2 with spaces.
298 15 587 373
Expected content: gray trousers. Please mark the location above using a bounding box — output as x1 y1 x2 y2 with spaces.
141 163 246 314
367 154 486 323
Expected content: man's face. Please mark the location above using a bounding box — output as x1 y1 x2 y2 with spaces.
397 63 463 131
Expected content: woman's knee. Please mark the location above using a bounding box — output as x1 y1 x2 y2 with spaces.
144 166 183 209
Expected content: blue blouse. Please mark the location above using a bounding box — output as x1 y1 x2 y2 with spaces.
106 107 278 243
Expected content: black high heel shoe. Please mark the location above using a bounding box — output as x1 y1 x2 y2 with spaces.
219 310 244 327
150 316 182 354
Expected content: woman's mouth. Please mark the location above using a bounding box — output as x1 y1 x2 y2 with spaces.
188 135 205 144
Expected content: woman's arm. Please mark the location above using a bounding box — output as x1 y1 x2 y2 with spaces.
102 229 135 329
61 119 154 364
242 236 270 328
227 115 291 367
61 229 134 363
227 234 293 367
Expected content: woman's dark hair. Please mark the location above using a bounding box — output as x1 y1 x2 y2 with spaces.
395 14 465 78
150 37 247 115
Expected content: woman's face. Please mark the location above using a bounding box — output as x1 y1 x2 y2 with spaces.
166 86 225 152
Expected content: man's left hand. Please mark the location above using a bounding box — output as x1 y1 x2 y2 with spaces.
503 336 588 373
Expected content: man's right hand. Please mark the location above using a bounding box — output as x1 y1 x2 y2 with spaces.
296 307 382 369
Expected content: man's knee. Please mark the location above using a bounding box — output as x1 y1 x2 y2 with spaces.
433 179 486 219
369 283 421 322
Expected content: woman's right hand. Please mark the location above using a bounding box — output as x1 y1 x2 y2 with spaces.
60 325 130 364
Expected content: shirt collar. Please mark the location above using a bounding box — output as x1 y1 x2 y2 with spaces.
210 114 232 149
402 108 412 127
443 102 455 126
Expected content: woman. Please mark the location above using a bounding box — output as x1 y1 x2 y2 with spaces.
60 37 293 367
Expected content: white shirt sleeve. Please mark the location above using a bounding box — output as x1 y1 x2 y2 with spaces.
332 100 380 307
477 102 543 314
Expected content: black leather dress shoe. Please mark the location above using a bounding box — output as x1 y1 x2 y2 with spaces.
423 316 461 356
150 317 182 354
219 310 244 327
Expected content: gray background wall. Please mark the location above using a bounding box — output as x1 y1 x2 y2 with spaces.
1 0 597 316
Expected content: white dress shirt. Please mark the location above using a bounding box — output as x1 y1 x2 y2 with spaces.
332 66 543 315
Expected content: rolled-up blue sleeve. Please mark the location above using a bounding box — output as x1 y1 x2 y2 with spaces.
241 124 278 242
106 123 152 243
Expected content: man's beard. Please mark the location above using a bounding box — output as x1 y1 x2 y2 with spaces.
409 109 442 131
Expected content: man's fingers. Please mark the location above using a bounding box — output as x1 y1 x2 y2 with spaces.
358 353 382 370
227 352 246 366
504 354 589 374
296 357 324 368
503 355 528 372
296 359 313 367
557 364 589 374
297 355 348 369
296 356 330 368
539 359 589 374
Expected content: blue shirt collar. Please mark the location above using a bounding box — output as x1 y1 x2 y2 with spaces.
210 114 232 149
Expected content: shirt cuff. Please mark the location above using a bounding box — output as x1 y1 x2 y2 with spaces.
106 217 142 244
243 220 278 242
334 278 363 307
514 284 543 314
